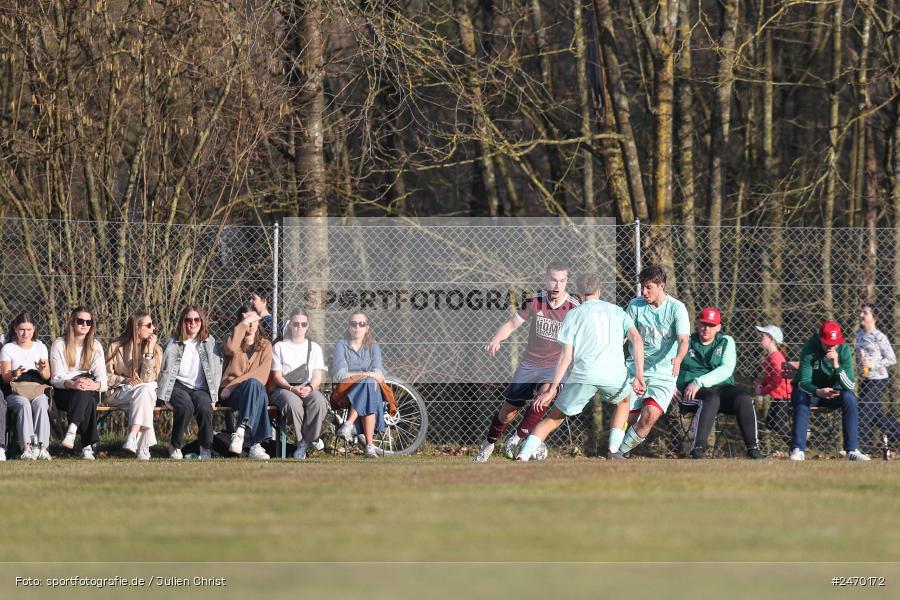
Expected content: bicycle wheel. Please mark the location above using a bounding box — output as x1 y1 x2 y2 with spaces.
376 380 428 456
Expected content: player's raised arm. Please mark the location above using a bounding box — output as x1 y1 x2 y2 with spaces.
485 314 525 355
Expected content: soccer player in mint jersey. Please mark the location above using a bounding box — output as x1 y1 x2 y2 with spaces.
516 272 645 461
474 262 580 462
609 265 690 458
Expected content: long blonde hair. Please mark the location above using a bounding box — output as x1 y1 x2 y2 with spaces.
107 310 151 379
64 305 98 370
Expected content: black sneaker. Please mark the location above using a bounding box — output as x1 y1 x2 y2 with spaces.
746 447 767 460
689 448 705 459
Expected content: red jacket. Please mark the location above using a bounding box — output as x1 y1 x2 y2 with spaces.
760 350 792 399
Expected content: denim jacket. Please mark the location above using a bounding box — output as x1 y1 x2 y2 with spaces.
157 336 223 404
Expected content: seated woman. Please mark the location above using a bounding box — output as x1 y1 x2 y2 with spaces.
269 309 328 459
754 324 792 450
676 307 764 459
106 310 162 460
157 305 222 461
333 312 385 459
220 306 273 460
0 312 52 460
50 306 107 460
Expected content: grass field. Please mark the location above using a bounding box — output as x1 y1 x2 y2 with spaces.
3 455 900 563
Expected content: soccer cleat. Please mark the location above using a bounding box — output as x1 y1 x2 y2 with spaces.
336 421 354 442
312 439 325 451
533 443 548 461
37 448 52 461
473 441 495 463
789 448 805 461
81 446 95 461
199 447 212 461
169 446 183 460
137 448 151 461
248 443 270 460
503 433 521 459
293 441 310 460
515 453 530 462
606 451 626 460
364 443 379 458
229 425 246 454
746 447 766 460
20 447 38 460
689 448 705 459
62 424 78 449
123 432 139 454
846 449 871 461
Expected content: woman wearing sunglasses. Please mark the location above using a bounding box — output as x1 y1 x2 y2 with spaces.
106 310 162 460
157 305 222 460
49 306 108 460
269 308 328 459
220 305 273 460
333 312 385 458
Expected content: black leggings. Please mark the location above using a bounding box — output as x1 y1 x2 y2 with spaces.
169 381 214 449
54 388 100 447
682 384 759 451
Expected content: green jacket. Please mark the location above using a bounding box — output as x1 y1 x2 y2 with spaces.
676 332 736 390
793 335 855 395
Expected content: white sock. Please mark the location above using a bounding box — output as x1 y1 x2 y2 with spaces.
608 427 626 453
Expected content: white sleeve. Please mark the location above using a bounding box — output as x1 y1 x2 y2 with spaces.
49 339 68 388
93 341 109 392
271 344 284 372
310 342 327 372
0 343 11 363
39 342 49 361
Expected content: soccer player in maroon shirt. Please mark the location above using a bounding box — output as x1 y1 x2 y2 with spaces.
474 262 579 462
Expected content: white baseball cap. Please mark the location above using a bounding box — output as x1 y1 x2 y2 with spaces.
755 324 784 345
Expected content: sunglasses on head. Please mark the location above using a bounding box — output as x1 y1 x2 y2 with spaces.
291 321 309 328
349 320 368 328
183 317 202 324
75 318 93 326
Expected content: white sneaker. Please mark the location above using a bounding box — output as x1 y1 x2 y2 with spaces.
515 453 530 462
248 443 269 460
37 448 52 461
137 448 151 461
293 441 309 460
62 424 77 449
312 439 325 451
81 446 95 460
229 425 246 454
474 441 495 462
336 421 354 442
0 448 5 461
847 449 871 461
199 447 212 461
20 447 38 460
533 443 548 461
169 446 183 460
364 443 378 458
503 433 521 459
123 432 139 454
789 448 805 461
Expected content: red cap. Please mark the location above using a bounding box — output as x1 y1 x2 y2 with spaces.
819 320 845 345
698 307 721 326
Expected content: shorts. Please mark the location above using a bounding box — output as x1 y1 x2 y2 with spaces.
628 376 677 414
553 381 632 417
503 362 567 407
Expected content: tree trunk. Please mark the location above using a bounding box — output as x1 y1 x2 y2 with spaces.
676 0 696 317
575 0 596 216
822 0 842 316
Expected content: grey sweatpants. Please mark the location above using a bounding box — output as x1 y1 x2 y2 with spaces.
269 388 328 444
6 393 51 449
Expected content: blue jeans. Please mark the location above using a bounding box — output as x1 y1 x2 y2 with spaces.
220 379 271 445
791 387 859 452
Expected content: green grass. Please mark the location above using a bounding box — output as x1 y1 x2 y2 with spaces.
3 455 900 563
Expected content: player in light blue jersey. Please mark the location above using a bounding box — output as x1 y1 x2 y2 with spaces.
516 272 645 461
608 265 690 458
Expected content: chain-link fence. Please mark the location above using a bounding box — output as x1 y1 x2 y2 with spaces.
0 217 895 456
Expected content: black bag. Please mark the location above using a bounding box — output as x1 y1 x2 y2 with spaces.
283 339 312 385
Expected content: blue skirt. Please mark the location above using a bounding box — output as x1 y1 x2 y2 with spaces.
346 378 386 434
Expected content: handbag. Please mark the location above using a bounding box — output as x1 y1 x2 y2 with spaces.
10 369 52 401
266 339 312 393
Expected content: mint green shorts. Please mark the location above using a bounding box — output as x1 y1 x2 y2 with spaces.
553 381 632 417
628 377 677 413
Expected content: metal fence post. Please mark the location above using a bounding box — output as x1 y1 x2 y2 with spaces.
634 218 641 297
272 221 279 341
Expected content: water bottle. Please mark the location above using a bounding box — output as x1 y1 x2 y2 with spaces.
883 435 890 461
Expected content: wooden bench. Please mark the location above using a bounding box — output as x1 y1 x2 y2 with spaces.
94 404 289 458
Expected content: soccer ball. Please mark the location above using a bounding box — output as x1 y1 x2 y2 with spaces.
533 443 548 461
